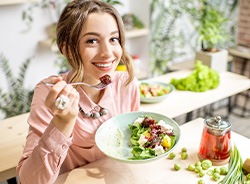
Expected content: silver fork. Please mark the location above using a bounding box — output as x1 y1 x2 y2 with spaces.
42 81 110 90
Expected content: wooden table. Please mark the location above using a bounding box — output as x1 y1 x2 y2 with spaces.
0 70 249 183
0 113 29 182
140 70 250 120
54 118 250 184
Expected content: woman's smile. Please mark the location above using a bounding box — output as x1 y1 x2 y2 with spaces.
80 12 122 76
92 59 116 71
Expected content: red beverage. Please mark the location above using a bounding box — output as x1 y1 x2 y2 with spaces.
198 116 231 166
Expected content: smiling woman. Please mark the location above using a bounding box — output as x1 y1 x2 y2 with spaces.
78 12 122 76
16 1 140 183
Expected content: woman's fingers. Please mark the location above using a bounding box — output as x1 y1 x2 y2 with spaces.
44 75 63 85
45 81 80 116
45 80 68 109
69 88 80 110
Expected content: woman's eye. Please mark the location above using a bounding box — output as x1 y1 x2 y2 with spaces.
86 39 98 44
111 37 120 43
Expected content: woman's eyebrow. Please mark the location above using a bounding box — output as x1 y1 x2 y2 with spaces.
82 32 100 37
82 30 119 38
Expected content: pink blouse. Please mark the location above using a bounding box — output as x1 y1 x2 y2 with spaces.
16 71 140 184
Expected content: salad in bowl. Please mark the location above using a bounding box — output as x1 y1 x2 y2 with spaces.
95 111 180 163
139 81 175 103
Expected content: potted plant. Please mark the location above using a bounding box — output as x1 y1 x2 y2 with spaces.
193 0 230 73
0 55 34 119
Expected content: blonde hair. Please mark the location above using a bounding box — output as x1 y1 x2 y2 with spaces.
56 0 134 85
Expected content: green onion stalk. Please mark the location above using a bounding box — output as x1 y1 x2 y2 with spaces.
219 145 244 184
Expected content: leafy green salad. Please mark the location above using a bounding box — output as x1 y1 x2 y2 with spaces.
170 60 220 92
128 115 176 160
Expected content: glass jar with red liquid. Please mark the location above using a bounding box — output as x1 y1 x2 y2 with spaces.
198 116 231 166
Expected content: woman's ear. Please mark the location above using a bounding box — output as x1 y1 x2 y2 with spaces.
61 43 73 59
61 43 67 56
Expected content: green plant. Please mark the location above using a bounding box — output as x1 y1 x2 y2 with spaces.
22 0 122 30
0 54 34 118
188 0 230 52
22 0 71 30
198 2 229 51
122 13 144 31
102 0 123 6
150 0 191 76
55 53 71 73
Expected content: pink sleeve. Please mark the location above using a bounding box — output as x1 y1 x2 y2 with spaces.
17 123 72 184
131 77 140 111
16 82 72 184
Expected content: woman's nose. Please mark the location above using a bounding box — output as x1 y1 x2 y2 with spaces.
100 41 112 58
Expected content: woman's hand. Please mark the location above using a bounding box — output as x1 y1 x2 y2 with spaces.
44 76 80 137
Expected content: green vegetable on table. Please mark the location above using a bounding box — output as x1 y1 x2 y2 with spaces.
174 163 181 171
201 159 212 170
181 152 188 160
246 173 250 181
195 161 202 167
168 152 176 159
170 60 220 92
195 165 203 173
220 166 229 175
188 164 196 171
199 170 205 177
181 147 187 152
212 172 221 181
218 145 244 184
198 179 205 184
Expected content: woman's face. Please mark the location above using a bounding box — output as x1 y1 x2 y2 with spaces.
79 12 122 83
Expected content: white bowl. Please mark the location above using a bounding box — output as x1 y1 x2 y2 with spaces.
95 111 181 164
139 80 175 103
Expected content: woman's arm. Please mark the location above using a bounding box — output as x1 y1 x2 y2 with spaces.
17 123 72 184
17 76 79 184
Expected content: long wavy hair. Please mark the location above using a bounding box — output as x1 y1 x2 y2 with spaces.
56 0 134 85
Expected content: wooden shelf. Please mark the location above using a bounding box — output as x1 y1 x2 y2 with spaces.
125 28 149 38
39 28 149 52
39 39 59 52
0 0 37 6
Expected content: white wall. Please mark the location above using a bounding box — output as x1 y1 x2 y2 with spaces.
0 3 58 92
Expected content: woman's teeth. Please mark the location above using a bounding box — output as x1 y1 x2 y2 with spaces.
95 63 112 68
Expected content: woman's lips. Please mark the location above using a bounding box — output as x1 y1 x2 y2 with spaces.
92 59 116 70
94 62 113 68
